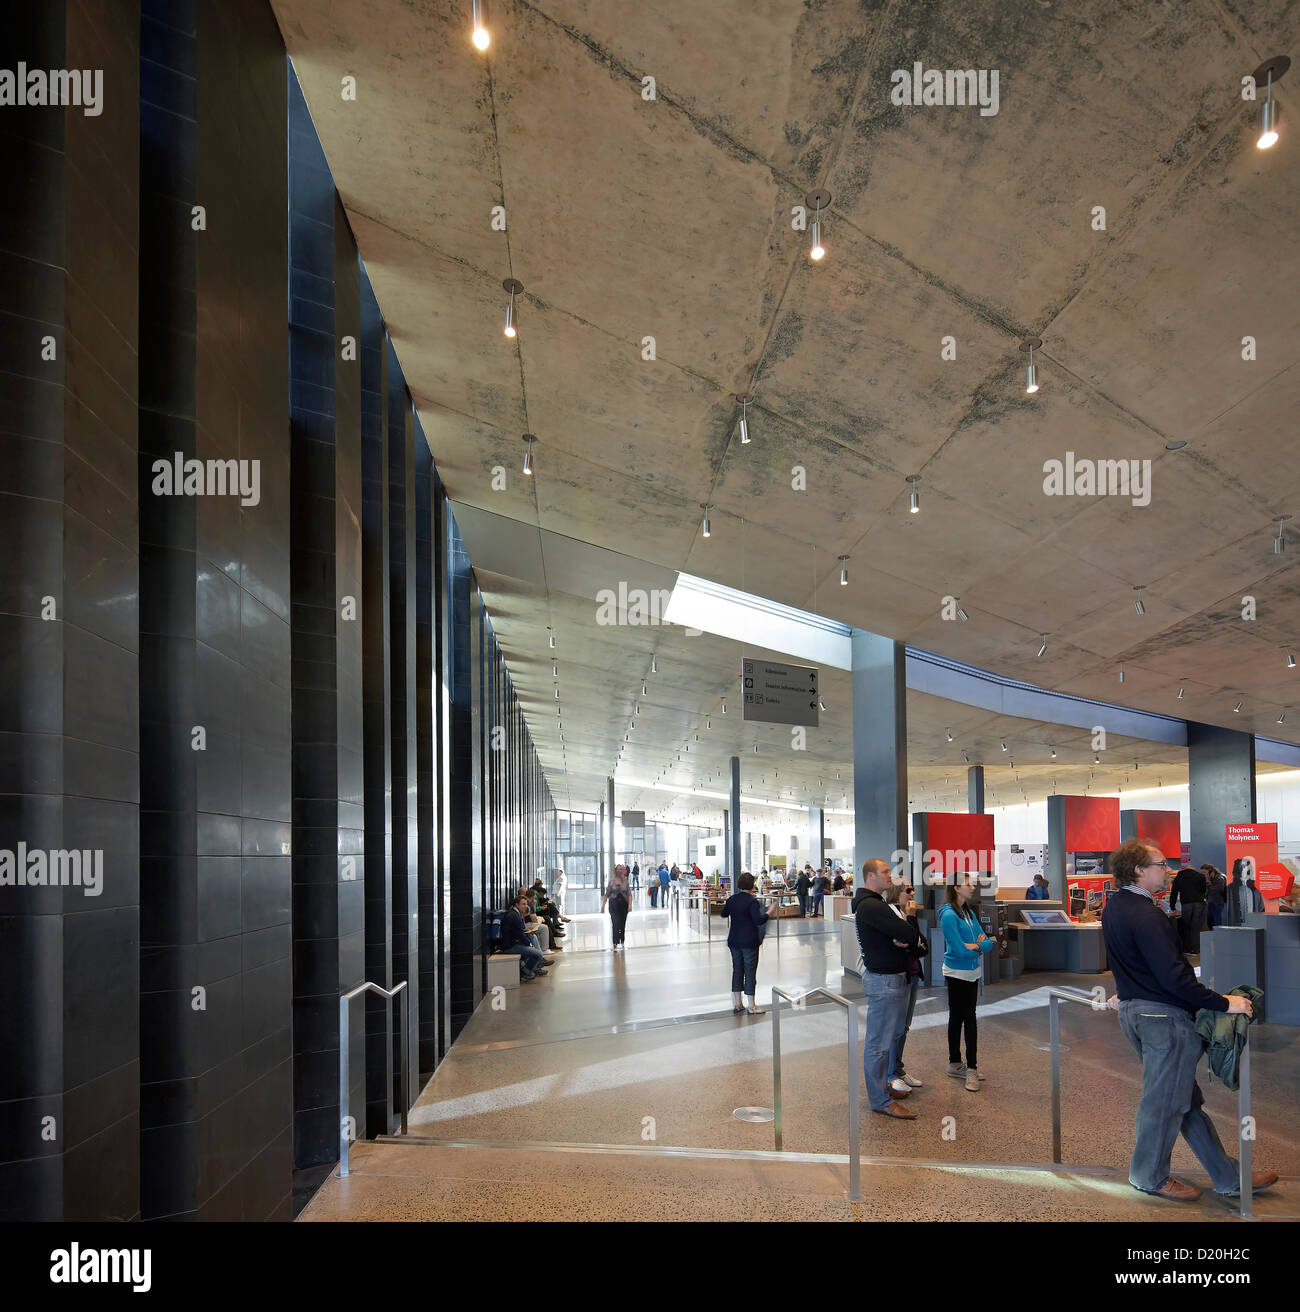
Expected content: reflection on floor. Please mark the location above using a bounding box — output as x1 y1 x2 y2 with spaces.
301 922 1299 1222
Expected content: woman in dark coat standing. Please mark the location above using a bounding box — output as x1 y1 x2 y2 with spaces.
721 872 770 1015
601 863 632 951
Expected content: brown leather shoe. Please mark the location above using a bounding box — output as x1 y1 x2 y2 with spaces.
1146 1177 1202 1202
1220 1171 1279 1197
887 1084 911 1100
873 1102 918 1120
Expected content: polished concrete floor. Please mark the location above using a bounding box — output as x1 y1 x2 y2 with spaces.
302 921 1299 1222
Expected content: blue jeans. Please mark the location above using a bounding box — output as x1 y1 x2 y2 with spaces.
501 942 547 977
862 973 909 1111
729 945 759 995
892 973 920 1078
1118 1000 1238 1193
811 891 824 916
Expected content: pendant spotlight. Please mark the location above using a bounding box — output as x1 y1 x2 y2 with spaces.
1119 664 1126 684
1001 741 1008 752
502 277 523 337
522 433 535 476
1020 337 1042 393
1255 56 1290 148
1289 651 1297 669
1234 700 1243 713
906 475 921 514
946 728 953 742
721 699 726 713
736 394 752 445
700 505 711 538
1133 586 1146 615
1177 682 1185 700
548 627 555 649
805 188 831 261
552 661 557 678
1094 754 1100 765
471 0 490 50
1279 712 1288 725
1051 747 1057 759
1275 515 1291 554
651 655 657 674
956 600 969 622
554 686 559 699
1037 636 1048 658
838 555 849 586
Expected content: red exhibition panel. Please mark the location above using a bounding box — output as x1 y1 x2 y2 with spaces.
1127 809 1181 861
1063 795 1120 852
923 812 996 875
1225 822 1292 905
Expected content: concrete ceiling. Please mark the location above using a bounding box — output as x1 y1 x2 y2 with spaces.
271 0 1300 815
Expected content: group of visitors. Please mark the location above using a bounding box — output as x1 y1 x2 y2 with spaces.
497 883 572 981
791 863 849 917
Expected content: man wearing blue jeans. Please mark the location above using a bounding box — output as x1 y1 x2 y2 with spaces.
499 890 549 980
855 858 920 1120
1103 839 1276 1202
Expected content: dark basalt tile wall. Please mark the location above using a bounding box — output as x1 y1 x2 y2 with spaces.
137 0 292 1223
0 0 556 1222
0 0 142 1223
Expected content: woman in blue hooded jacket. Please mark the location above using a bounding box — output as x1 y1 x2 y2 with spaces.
938 881 995 1092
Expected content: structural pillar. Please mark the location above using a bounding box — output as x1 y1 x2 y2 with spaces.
607 776 616 872
1188 722 1256 875
729 756 742 883
722 811 730 882
967 765 985 813
851 631 908 872
808 807 825 867
597 801 605 886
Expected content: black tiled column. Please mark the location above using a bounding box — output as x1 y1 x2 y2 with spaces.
288 75 366 1170
415 447 439 1081
137 0 293 1223
0 0 142 1223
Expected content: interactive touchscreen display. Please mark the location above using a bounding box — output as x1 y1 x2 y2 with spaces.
1021 909 1073 925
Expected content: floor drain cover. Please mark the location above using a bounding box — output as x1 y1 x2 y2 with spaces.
733 1106 775 1123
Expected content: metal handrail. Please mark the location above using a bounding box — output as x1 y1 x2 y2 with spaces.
771 985 862 1202
339 980 409 1177
1047 987 1255 1219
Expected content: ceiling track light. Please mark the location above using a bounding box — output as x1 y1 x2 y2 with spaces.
471 0 490 50
736 393 752 445
1234 699 1243 713
1255 55 1290 149
805 188 831 260
1133 586 1146 616
1274 514 1292 555
521 433 536 476
956 600 969 622
1020 336 1043 394
502 277 523 337
838 555 849 586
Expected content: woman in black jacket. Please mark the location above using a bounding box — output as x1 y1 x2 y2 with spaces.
721 872 770 1015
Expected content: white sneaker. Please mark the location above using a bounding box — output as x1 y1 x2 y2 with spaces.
890 1078 912 1095
899 1073 923 1089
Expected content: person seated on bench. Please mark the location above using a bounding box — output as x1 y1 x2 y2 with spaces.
531 879 568 942
500 890 550 980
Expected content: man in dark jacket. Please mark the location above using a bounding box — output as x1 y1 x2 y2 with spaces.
855 859 920 1120
499 890 549 980
1168 865 1207 953
1102 839 1274 1202
795 867 811 917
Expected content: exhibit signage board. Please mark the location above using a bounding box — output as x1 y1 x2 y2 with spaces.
741 658 819 726
1225 822 1292 906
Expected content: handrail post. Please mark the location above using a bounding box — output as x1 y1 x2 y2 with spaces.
398 983 409 1137
1049 993 1062 1164
1237 1036 1252 1220
846 998 861 1202
772 990 783 1151
339 993 351 1177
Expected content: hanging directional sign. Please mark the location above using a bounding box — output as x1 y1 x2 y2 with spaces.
741 658 819 727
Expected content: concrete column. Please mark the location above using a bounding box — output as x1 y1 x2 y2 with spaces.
729 756 742 881
597 801 605 886
607 776 616 872
1188 722 1256 874
808 806 825 866
722 811 730 881
852 631 908 869
967 765 985 813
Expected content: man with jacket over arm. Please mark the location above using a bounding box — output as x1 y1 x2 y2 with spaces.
855 858 920 1120
1102 839 1277 1202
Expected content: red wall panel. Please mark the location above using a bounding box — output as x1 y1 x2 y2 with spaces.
1126 809 1181 861
1063 795 1119 852
923 812 996 874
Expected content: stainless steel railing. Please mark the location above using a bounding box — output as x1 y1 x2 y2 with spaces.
339 979 409 1177
1047 986 1256 1219
770 985 862 1202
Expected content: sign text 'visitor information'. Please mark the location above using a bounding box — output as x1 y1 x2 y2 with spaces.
741 658 819 727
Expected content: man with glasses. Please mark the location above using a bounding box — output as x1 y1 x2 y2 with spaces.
1103 839 1276 1202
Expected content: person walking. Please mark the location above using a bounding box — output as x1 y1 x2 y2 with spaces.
854 858 921 1120
720 872 770 1016
631 861 640 891
938 880 994 1092
1203 864 1227 929
1168 865 1207 954
810 869 828 918
886 881 925 1096
795 866 811 918
602 863 632 951
1102 839 1276 1202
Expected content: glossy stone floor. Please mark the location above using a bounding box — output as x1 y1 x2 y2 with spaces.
302 923 1299 1221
